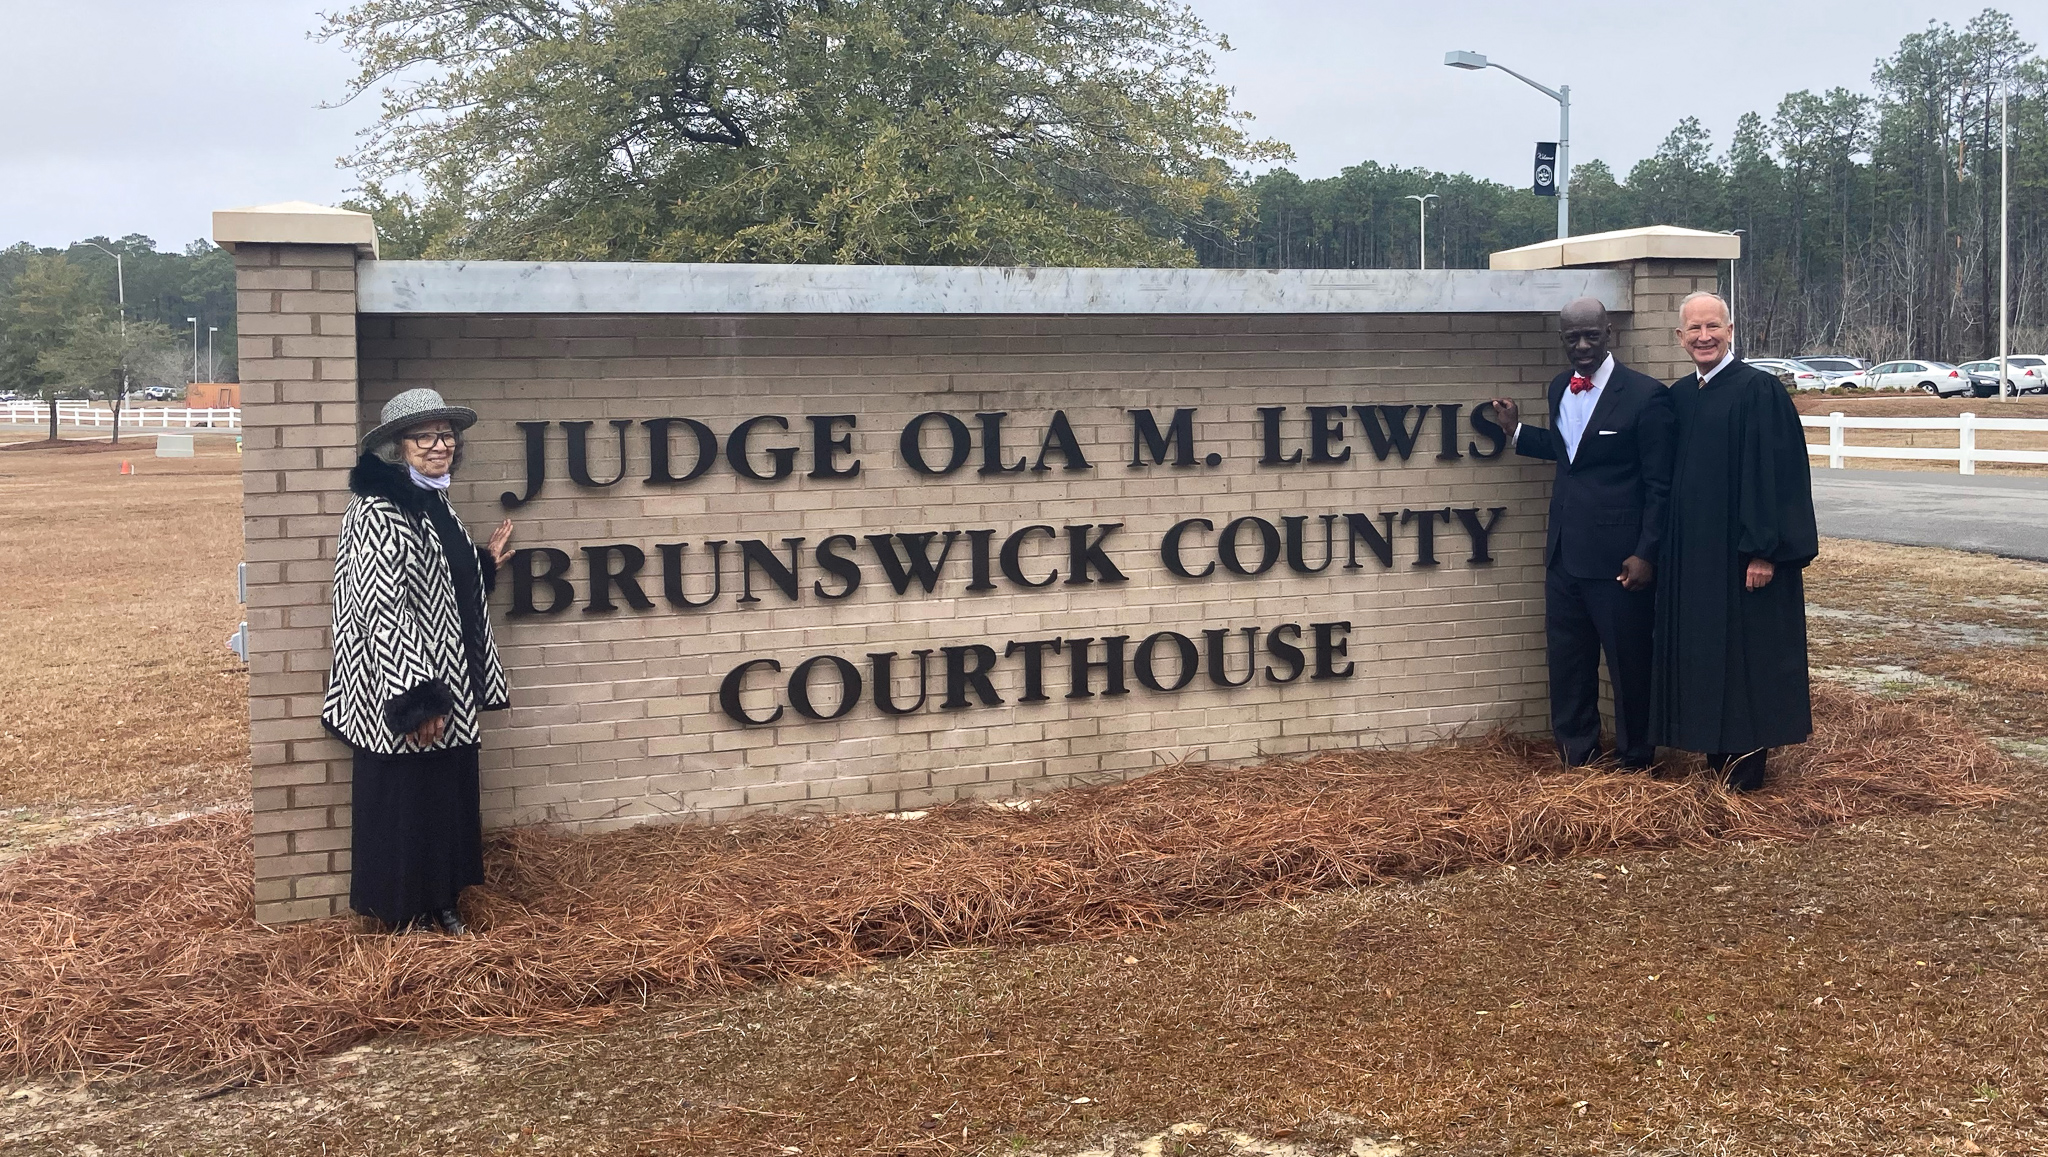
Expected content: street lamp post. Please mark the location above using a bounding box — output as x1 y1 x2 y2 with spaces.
1445 50 1570 239
1405 194 1439 269
80 241 127 445
1719 229 1746 352
187 317 199 390
1999 77 2011 402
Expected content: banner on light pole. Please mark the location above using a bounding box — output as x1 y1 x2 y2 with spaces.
1533 142 1558 197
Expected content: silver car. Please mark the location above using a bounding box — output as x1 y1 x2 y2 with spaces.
1865 360 1972 397
1958 356 2048 396
1748 357 1831 390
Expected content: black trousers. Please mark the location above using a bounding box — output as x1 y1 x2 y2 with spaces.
1545 560 1657 768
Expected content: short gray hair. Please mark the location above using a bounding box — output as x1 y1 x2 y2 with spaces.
1679 290 1731 321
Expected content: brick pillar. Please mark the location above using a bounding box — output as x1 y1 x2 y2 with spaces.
229 232 367 924
1610 257 1722 384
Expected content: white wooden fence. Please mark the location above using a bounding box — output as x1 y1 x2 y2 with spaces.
1804 411 2048 475
0 402 241 430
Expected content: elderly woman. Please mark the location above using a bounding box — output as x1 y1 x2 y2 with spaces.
322 388 514 934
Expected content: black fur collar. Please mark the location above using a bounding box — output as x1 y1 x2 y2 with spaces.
349 452 435 514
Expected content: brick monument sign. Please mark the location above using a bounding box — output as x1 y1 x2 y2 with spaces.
216 202 1733 924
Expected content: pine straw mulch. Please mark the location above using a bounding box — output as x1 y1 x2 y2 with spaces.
0 685 2007 1087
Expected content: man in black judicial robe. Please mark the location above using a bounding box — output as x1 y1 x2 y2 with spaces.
1491 297 1674 769
1650 292 1820 791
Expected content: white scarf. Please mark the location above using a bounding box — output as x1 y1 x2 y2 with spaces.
409 466 452 491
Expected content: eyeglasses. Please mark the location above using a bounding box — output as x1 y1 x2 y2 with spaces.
405 430 458 449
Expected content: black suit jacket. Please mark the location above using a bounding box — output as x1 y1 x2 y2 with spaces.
1515 361 1677 580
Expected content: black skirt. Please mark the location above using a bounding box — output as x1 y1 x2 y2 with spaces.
349 742 485 927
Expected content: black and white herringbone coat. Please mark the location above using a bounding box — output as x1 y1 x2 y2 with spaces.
321 454 510 754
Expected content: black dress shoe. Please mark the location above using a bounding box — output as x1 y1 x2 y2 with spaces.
1724 749 1769 793
435 908 468 936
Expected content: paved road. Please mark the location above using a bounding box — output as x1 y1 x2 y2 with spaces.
1812 467 2048 560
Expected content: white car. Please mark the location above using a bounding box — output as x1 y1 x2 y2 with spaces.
1747 357 1831 390
1864 360 1972 397
1797 356 1872 386
1958 356 2048 396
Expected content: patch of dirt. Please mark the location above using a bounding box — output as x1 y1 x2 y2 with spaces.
0 443 248 810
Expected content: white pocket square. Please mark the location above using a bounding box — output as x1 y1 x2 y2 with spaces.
1597 429 1619 435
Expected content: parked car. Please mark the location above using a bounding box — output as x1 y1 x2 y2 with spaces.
1864 360 1972 397
1748 357 1831 390
142 386 179 401
1796 355 1872 385
1957 356 2048 396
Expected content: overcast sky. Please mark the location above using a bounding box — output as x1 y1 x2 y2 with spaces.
0 1 2033 251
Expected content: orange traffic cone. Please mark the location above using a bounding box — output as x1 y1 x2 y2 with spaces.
119 460 132 475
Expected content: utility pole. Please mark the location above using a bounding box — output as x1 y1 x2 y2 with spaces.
187 317 199 391
208 326 218 385
80 241 126 444
1999 77 2010 402
1405 194 1439 269
1445 51 1570 238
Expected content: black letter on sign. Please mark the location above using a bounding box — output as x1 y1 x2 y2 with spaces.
1134 632 1199 692
583 544 654 613
871 650 933 715
565 419 633 487
1219 516 1280 576
966 529 996 591
1065 524 1127 585
1308 405 1351 464
1355 405 1428 461
1283 514 1339 575
1161 518 1215 579
1451 507 1508 563
1203 627 1259 688
941 645 1004 709
1436 404 1464 460
1311 621 1355 681
1032 410 1091 473
866 531 959 595
510 547 574 616
644 418 717 485
1403 507 1450 567
1257 406 1301 465
1129 408 1196 467
738 538 805 603
808 415 859 480
1000 525 1059 587
1264 623 1305 684
813 534 862 600
900 412 972 476
1066 636 1129 699
789 655 863 721
719 659 783 726
1468 402 1508 459
1343 512 1398 569
658 541 724 609
977 412 1028 475
1004 639 1063 703
502 421 549 509
728 415 798 481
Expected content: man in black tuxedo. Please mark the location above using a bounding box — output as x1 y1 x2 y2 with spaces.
1491 297 1675 769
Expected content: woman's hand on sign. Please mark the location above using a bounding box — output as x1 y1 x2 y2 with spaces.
487 519 515 567
410 715 447 747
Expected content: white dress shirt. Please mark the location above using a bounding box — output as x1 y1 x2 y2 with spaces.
1553 353 1614 462
1695 349 1735 386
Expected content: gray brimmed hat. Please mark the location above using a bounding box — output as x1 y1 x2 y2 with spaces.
361 388 478 452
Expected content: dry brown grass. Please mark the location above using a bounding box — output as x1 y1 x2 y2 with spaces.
0 439 247 810
0 684 2004 1088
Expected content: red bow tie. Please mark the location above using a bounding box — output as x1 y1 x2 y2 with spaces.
1568 373 1595 394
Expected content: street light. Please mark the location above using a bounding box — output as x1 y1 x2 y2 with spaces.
1405 194 1439 269
208 326 218 384
187 317 199 388
1445 50 1571 239
1719 229 1746 351
1999 76 2011 402
79 241 127 444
